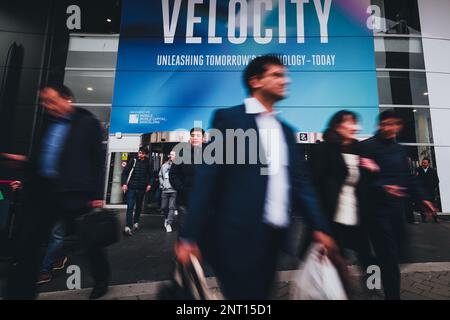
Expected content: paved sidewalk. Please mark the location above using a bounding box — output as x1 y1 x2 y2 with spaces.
3 214 449 300
37 262 450 300
4 213 448 294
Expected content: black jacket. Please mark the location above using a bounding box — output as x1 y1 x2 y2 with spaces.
310 140 367 225
417 167 439 200
181 105 330 274
360 133 425 210
169 146 203 205
29 108 105 200
121 158 153 190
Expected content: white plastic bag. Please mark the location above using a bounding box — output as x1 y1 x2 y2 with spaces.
291 243 348 300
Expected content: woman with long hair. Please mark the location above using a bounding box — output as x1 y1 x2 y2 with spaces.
310 110 375 273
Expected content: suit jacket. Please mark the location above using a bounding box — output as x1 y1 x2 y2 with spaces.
417 167 439 200
180 105 329 272
29 108 105 200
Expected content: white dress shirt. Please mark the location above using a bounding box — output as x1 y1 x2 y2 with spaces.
244 98 290 228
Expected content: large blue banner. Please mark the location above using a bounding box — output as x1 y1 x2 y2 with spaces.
111 0 379 134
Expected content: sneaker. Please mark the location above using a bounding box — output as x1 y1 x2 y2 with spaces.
124 227 132 236
37 272 52 285
165 224 172 233
133 223 139 231
52 256 68 271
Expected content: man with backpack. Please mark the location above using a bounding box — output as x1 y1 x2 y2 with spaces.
121 146 152 236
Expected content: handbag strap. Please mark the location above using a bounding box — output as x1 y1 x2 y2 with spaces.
174 255 215 300
188 255 209 300
126 158 137 185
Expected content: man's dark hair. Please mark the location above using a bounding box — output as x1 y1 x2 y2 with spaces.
243 55 284 94
44 84 75 101
422 157 431 163
378 109 402 124
139 146 149 155
190 127 205 136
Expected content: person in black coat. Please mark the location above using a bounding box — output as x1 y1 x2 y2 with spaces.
310 111 375 274
175 56 337 300
169 127 206 209
360 110 436 300
416 157 439 222
6 85 110 300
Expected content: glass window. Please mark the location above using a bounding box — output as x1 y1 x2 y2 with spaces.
377 71 429 105
64 70 116 104
63 33 118 145
371 0 421 35
375 37 425 70
66 35 119 69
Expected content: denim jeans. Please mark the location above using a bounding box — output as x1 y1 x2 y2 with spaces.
126 188 146 228
41 220 66 273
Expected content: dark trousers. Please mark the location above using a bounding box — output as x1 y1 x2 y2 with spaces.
368 203 405 300
126 188 145 228
332 222 375 272
419 202 437 222
215 225 285 300
6 180 110 299
404 199 415 223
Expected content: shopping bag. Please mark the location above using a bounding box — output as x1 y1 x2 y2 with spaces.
157 255 218 300
291 243 348 300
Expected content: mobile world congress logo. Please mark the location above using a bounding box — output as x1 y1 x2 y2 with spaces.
129 114 140 124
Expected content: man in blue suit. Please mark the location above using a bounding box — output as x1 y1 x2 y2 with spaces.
175 55 337 299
